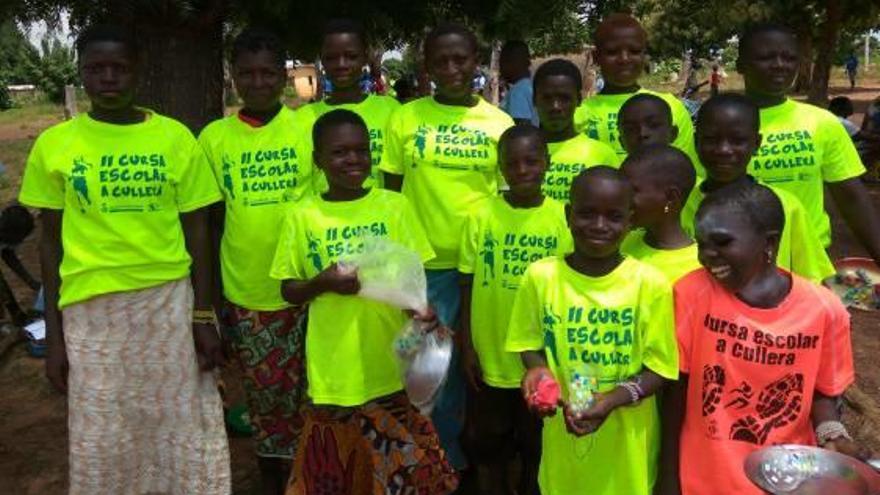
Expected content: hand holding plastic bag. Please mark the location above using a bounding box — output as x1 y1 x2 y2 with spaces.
340 237 452 414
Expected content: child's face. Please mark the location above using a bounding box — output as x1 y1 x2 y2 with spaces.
697 106 760 184
500 136 548 196
315 123 371 192
232 49 285 112
79 41 138 110
427 33 478 100
534 75 580 134
568 177 631 258
595 26 646 87
696 206 768 292
621 162 667 228
321 33 367 90
619 101 676 153
737 31 798 97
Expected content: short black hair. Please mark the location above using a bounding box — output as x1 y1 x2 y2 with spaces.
828 96 854 118
312 109 368 150
75 24 138 59
323 18 367 49
501 40 530 59
0 205 35 243
533 58 583 95
738 23 797 61
424 22 479 59
619 93 672 124
499 124 547 161
570 165 631 204
697 92 760 135
232 27 286 68
595 13 646 50
622 144 696 198
697 181 785 236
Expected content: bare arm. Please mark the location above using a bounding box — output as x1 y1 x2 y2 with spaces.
828 178 880 263
207 202 225 313
384 172 403 192
458 274 483 389
655 374 687 495
1 248 39 290
280 263 360 306
40 209 66 392
181 206 225 370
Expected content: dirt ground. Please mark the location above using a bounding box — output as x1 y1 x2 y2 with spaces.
1 80 880 493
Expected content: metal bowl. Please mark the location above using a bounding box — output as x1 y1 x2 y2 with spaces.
744 445 880 495
404 331 453 414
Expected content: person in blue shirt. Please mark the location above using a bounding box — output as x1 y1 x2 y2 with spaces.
500 40 539 125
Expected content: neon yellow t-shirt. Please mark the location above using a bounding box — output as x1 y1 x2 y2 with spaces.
751 99 865 247
19 110 222 308
506 256 678 495
574 89 700 175
199 107 314 311
459 196 572 388
545 134 620 203
621 229 701 283
269 188 435 406
681 179 835 283
379 96 514 269
297 94 400 190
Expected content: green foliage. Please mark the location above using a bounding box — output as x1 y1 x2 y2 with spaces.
0 21 39 84
0 75 11 110
31 36 78 104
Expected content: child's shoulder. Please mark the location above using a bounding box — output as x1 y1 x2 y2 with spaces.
673 266 713 293
764 183 805 214
525 255 566 278
368 94 402 109
34 116 79 146
624 256 673 290
790 273 849 317
198 113 237 140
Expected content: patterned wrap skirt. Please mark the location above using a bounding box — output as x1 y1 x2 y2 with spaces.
63 277 231 495
223 302 307 458
286 392 459 495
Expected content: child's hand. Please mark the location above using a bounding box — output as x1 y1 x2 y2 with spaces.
315 263 360 295
574 391 620 434
461 343 483 391
522 367 559 417
409 306 442 333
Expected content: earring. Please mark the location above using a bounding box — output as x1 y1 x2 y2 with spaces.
766 251 774 264
663 203 671 214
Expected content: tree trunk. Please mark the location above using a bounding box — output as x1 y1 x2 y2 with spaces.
808 0 843 105
793 28 814 94
133 21 225 133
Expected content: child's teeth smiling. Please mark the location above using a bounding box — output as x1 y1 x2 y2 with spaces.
710 265 732 278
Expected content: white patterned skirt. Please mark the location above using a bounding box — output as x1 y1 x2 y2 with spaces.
63 277 231 495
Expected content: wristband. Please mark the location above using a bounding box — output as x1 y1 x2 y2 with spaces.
815 420 852 445
620 381 642 405
192 309 217 325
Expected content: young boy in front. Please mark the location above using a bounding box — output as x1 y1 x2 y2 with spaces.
575 13 696 165
506 166 678 495
271 109 457 494
458 125 571 495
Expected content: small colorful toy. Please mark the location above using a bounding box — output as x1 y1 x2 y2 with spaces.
827 258 880 311
568 371 598 414
531 375 561 409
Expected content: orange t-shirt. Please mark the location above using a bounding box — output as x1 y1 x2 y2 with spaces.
674 270 854 495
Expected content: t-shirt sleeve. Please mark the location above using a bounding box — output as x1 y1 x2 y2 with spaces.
458 211 479 274
673 276 698 374
196 129 222 191
784 193 836 282
18 134 65 209
269 210 310 281
506 83 535 121
601 141 622 167
669 97 697 166
505 267 544 352
815 291 855 396
820 113 866 183
175 134 223 212
379 107 406 176
396 196 436 263
640 270 679 380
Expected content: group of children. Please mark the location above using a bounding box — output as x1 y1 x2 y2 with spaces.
16 11 875 495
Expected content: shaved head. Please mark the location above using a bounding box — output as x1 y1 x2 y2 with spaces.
595 13 646 49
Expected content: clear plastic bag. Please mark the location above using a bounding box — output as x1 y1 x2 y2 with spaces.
339 237 450 414
339 236 428 313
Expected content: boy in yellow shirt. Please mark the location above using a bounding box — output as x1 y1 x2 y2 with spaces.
681 93 834 283
297 18 400 189
459 125 571 495
271 109 457 494
738 24 880 263
198 28 313 494
618 93 677 154
574 13 696 165
533 58 619 203
620 145 701 282
380 22 514 470
506 166 678 495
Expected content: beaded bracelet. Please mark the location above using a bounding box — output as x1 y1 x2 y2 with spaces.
816 420 852 445
192 309 217 325
620 381 642 405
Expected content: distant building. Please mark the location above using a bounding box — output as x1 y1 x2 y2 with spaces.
288 64 319 101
